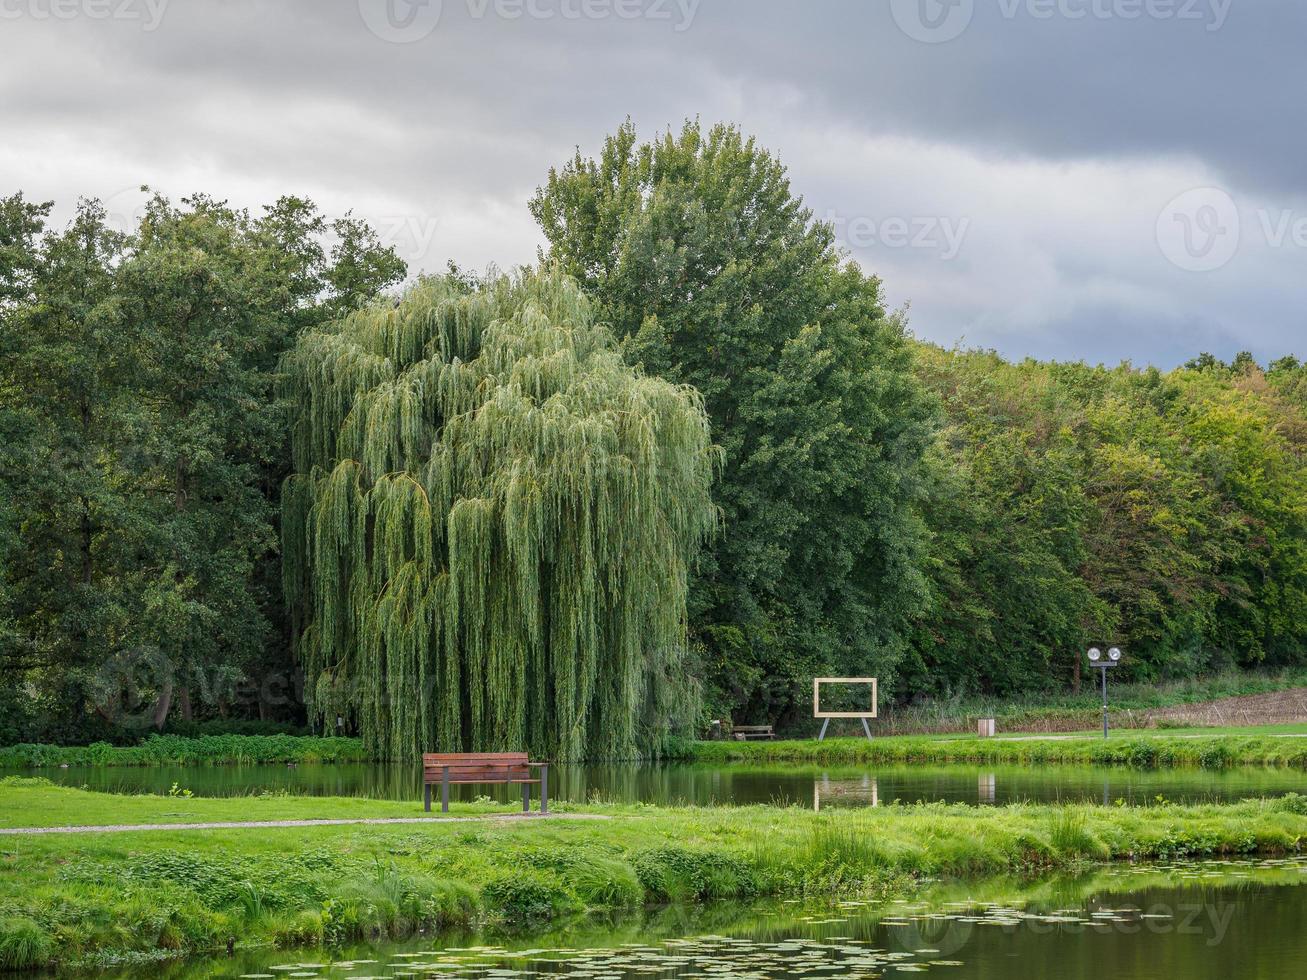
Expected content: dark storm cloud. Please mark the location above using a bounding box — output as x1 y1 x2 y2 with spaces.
0 0 1302 365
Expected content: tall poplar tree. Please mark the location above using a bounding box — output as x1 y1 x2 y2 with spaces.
531 121 936 723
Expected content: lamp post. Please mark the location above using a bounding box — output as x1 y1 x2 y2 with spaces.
1087 646 1123 739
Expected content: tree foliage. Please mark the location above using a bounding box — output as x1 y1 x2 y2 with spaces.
0 192 404 740
281 268 717 760
531 121 936 724
905 348 1307 698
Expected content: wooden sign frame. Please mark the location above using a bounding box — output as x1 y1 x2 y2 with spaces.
813 677 877 741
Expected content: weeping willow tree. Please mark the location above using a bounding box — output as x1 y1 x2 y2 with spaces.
281 268 718 761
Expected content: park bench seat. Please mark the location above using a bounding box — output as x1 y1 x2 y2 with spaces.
422 752 549 813
732 725 775 741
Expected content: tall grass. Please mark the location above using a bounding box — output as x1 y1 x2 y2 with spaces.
872 668 1307 736
0 734 369 768
0 917 53 970
693 732 1307 769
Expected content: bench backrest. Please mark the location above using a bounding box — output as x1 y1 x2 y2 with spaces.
734 725 774 732
423 752 532 782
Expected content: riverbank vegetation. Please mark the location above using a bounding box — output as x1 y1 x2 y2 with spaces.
3 121 1307 753
872 669 1307 735
8 725 1307 771
694 732 1307 769
0 734 368 769
2 781 1306 970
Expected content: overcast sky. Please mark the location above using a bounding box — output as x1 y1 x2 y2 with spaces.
2 0 1303 367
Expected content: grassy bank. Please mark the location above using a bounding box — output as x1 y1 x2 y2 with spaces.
7 727 1307 773
2 782 1307 970
871 669 1307 735
692 731 1307 769
0 733 368 769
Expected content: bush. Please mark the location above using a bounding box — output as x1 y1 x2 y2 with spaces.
633 846 758 901
481 870 575 924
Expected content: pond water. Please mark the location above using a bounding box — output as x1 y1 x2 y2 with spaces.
51 856 1307 979
7 760 1306 808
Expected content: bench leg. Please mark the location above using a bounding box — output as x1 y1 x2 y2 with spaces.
522 783 530 812
442 769 450 813
424 783 432 813
540 768 548 814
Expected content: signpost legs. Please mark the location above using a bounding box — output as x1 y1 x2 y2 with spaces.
818 718 831 741
1101 665 1109 740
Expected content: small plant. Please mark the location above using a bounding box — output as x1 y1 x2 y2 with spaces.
167 782 193 798
1049 809 1101 858
0 918 52 970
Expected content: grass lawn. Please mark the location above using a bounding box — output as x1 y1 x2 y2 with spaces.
0 777 523 829
2 780 1306 969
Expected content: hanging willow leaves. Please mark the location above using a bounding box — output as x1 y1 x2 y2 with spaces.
281 268 718 760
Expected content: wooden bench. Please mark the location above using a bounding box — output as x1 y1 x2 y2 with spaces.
732 725 775 741
422 752 549 814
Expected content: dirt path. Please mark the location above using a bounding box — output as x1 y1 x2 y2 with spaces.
0 813 609 836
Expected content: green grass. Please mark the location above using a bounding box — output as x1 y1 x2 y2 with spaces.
692 731 1307 768
0 733 369 768
873 669 1307 735
2 781 1307 969
0 776 518 828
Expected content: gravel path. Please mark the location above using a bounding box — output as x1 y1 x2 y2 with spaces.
0 813 609 836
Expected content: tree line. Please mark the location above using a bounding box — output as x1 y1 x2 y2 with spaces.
2 122 1304 747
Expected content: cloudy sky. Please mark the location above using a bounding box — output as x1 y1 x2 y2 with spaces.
2 0 1303 366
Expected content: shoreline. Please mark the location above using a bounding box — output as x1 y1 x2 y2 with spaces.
2 782 1306 971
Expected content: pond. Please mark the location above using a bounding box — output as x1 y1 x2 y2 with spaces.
7 760 1306 808
46 856 1307 979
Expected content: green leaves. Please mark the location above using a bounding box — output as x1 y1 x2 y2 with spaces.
0 192 408 739
282 269 717 761
532 121 935 722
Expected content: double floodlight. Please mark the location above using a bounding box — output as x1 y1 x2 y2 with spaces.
1087 646 1123 665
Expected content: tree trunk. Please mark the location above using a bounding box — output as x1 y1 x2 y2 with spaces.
1072 652 1081 695
152 674 174 730
178 685 193 723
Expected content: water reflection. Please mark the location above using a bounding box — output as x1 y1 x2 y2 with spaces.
812 773 879 811
6 760 1305 808
46 857 1307 980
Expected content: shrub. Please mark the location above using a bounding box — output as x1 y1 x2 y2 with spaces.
633 846 758 902
481 870 575 924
